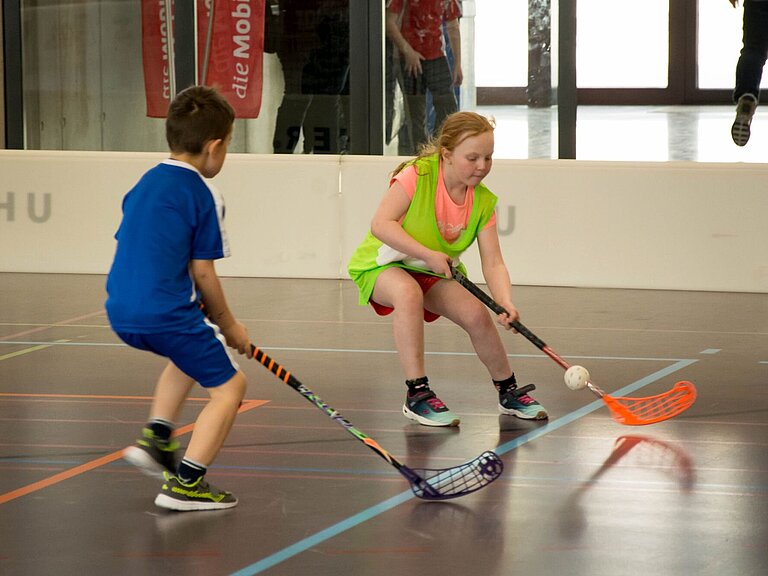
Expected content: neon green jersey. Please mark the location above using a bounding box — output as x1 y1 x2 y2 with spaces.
347 154 498 306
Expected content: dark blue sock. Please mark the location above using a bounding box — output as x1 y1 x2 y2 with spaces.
406 376 430 396
493 374 517 395
148 419 173 443
177 458 206 484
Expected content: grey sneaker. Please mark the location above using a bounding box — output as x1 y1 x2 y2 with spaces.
499 384 548 420
731 93 758 146
155 471 238 511
123 428 180 480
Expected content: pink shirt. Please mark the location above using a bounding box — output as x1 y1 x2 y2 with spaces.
392 163 496 243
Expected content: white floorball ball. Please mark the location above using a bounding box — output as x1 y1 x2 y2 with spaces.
564 365 590 391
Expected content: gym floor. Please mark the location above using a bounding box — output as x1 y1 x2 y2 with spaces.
1 273 766 576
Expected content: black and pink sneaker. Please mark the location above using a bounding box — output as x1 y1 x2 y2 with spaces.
499 384 548 420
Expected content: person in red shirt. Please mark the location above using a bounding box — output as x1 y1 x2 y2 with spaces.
387 0 463 155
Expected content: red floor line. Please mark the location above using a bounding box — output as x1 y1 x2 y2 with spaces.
0 399 268 506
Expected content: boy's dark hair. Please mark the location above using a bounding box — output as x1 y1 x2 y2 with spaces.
165 85 235 154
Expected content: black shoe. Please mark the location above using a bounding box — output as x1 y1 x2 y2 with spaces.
731 93 757 146
123 428 179 480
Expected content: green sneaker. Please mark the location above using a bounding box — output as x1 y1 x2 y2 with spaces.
499 384 548 420
123 428 179 480
155 472 238 511
403 389 460 427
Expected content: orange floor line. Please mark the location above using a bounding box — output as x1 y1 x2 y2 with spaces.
0 399 269 506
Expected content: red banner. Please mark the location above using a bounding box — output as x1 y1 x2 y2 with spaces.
197 0 265 118
141 0 265 118
141 0 174 117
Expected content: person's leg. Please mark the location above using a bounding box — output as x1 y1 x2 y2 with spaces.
399 62 428 155
731 1 768 145
403 94 428 154
734 0 768 101
385 39 397 144
273 54 313 153
371 269 459 426
425 280 548 420
371 267 426 380
123 360 196 479
153 370 246 511
423 57 458 137
183 371 247 466
129 323 248 510
303 94 341 153
273 94 313 153
127 361 247 480
424 280 511 379
149 361 197 421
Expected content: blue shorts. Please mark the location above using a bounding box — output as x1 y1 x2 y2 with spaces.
116 320 239 388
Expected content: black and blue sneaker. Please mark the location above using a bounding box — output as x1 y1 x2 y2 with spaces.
499 384 548 420
403 389 460 427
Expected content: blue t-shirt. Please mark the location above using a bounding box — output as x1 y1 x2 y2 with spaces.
105 160 229 333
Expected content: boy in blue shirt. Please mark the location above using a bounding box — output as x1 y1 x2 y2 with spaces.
106 85 251 511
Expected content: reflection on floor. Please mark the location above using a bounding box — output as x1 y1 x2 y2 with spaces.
476 104 768 163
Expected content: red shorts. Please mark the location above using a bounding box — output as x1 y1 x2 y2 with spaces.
370 271 442 323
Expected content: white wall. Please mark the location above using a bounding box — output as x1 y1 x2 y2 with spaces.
0 150 766 293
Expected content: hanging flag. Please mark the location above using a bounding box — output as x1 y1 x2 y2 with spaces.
141 0 175 118
141 0 266 118
197 0 265 118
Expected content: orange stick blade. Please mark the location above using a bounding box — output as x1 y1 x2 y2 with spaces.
603 381 697 425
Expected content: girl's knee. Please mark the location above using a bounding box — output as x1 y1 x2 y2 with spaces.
464 300 494 332
393 283 425 313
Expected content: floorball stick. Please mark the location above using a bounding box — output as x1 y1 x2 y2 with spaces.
248 345 504 500
451 268 697 426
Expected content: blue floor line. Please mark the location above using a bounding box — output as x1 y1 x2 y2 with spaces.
228 358 697 575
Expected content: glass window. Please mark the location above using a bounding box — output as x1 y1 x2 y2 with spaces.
268 0 350 154
576 0 669 88
697 0 768 91
474 1 527 87
384 0 469 156
16 0 352 154
9 1 762 160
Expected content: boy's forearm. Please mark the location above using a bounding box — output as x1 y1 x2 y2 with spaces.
191 260 236 329
202 293 236 330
